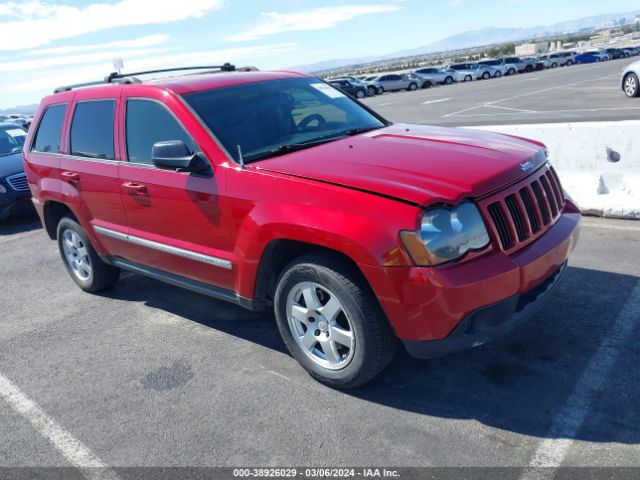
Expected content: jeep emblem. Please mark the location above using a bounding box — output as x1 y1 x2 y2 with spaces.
520 161 533 172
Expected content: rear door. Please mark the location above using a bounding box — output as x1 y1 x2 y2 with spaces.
117 94 233 291
59 88 132 260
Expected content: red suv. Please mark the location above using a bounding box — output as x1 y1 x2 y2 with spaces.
23 65 580 388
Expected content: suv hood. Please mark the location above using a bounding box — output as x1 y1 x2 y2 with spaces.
256 124 547 205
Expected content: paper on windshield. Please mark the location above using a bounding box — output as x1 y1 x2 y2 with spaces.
310 83 345 99
5 129 26 138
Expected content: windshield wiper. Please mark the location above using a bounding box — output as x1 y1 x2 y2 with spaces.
338 126 383 136
244 137 342 163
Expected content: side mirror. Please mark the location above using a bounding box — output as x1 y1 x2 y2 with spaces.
152 140 211 174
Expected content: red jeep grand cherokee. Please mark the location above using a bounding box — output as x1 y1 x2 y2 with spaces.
23 65 580 388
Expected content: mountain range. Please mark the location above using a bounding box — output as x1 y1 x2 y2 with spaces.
290 9 640 72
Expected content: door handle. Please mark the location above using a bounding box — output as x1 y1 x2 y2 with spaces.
61 171 80 183
122 181 147 194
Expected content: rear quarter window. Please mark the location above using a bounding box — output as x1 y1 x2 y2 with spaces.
31 104 67 153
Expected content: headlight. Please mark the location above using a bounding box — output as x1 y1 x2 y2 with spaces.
400 202 490 266
0 184 6 194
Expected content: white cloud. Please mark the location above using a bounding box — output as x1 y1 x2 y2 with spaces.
226 4 401 42
25 34 170 56
6 43 299 94
0 0 224 51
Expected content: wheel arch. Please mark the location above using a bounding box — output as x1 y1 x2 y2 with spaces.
43 201 76 239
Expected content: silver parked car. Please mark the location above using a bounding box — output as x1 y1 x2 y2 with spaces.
412 67 456 86
443 63 492 81
478 59 508 77
371 73 418 92
622 60 640 97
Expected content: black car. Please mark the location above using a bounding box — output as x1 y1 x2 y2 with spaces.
0 124 32 221
605 48 625 60
328 80 367 99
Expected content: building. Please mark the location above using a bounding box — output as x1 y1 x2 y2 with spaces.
515 42 549 56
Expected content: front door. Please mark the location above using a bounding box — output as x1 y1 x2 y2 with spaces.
117 97 234 291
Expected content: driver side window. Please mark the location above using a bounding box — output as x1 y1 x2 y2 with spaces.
125 99 195 165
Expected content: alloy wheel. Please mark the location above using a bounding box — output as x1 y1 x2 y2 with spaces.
286 282 355 370
625 75 638 97
61 229 92 281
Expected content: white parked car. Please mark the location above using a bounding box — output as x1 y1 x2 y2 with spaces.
411 67 457 86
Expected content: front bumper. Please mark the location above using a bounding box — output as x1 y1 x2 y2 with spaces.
360 208 580 346
0 192 33 221
403 260 566 358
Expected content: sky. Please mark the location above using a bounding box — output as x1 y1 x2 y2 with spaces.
0 0 639 109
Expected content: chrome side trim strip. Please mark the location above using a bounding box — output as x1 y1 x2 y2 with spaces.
93 225 232 270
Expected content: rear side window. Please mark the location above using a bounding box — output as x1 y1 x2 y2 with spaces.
31 104 66 153
70 100 115 160
125 99 195 165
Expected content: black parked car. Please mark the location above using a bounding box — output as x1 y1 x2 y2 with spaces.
605 48 625 60
0 124 32 221
328 79 367 99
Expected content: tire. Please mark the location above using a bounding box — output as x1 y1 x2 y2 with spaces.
376 86 384 95
552 63 558 68
355 89 366 99
367 86 376 96
407 82 417 91
495 71 502 78
421 81 432 89
273 252 397 388
57 215 120 292
566 60 573 66
624 73 639 98
464 75 472 82
525 65 534 73
507 68 516 76
482 72 490 79
444 76 453 85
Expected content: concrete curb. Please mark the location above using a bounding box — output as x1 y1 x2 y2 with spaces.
466 121 640 219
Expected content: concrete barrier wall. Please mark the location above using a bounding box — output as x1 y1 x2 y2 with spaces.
466 121 640 219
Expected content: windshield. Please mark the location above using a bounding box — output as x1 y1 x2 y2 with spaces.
182 78 386 163
0 127 26 156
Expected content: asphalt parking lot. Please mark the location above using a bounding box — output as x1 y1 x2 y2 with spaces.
0 213 639 477
362 58 640 126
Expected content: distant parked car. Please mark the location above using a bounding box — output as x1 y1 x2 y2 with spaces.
523 57 546 71
477 59 507 77
575 51 608 63
328 79 367 99
361 76 385 95
605 48 625 60
370 74 418 92
545 52 576 67
622 60 640 97
331 76 377 96
442 63 492 81
412 67 456 86
0 124 32 221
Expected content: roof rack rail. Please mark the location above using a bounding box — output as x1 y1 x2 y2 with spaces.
53 63 237 94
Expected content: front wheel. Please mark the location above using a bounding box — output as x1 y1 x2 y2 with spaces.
482 72 490 79
274 253 397 388
495 71 502 78
376 86 384 94
444 76 453 85
355 89 366 99
407 82 417 91
508 68 516 76
367 86 376 96
57 216 120 292
464 75 472 82
624 73 639 98
421 80 432 89
566 60 573 66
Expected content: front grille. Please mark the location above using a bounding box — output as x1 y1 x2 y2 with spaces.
6 173 29 192
480 166 565 252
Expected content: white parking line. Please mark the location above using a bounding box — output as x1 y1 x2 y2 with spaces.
519 280 640 480
422 97 451 105
0 372 122 480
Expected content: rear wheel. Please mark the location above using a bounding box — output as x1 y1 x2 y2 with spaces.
421 80 432 89
376 86 384 94
444 76 453 85
57 216 120 292
355 89 366 99
367 86 376 96
274 253 397 388
507 68 516 76
464 75 472 82
624 73 639 98
525 65 534 73
482 72 490 79
566 60 574 66
407 82 418 91
495 71 502 78
551 62 558 68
